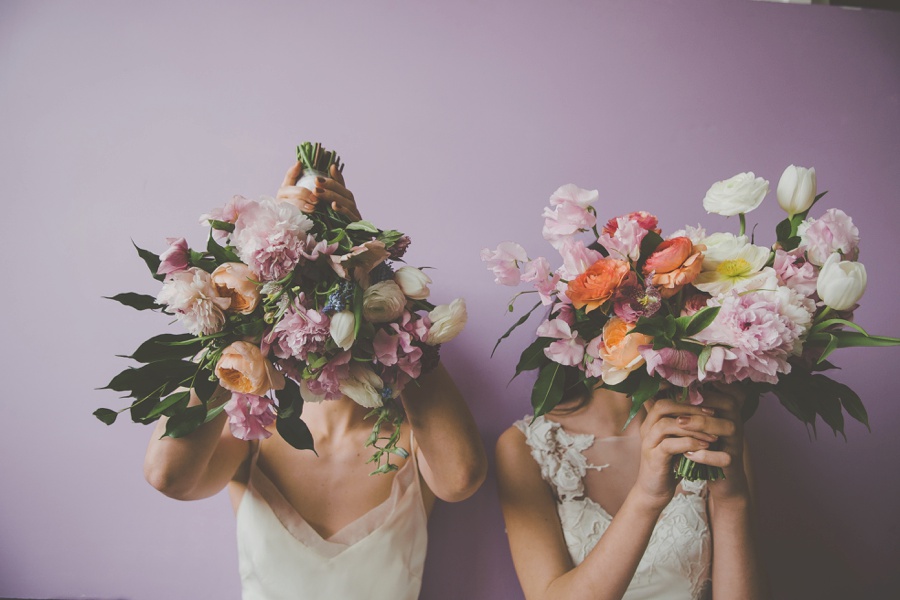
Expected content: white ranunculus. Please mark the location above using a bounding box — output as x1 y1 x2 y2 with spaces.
329 310 356 350
700 233 768 271
426 298 467 345
339 364 384 408
817 254 867 311
362 280 407 323
394 266 432 300
702 172 769 216
777 165 816 216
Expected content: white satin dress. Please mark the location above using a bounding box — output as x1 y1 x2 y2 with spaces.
515 415 712 600
235 443 428 600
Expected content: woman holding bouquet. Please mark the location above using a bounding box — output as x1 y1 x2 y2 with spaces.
496 380 767 600
143 162 487 600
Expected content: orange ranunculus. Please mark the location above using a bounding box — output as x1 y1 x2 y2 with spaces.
644 237 704 299
567 258 630 313
642 237 693 275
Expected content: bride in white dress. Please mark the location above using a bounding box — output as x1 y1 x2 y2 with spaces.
496 384 767 600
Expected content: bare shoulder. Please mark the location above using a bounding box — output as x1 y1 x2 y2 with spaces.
496 425 543 489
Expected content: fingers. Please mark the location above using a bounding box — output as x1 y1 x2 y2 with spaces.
683 448 732 469
314 177 360 220
643 416 718 448
671 413 737 439
656 436 711 459
643 398 714 430
276 185 316 213
329 163 345 186
281 161 303 188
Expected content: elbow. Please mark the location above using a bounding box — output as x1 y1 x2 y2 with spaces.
434 456 488 503
143 462 197 501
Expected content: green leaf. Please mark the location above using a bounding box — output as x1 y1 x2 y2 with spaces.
276 378 303 420
775 217 792 244
126 333 201 363
810 318 869 336
204 403 227 423
685 306 721 337
144 391 191 420
235 320 266 338
377 229 406 247
207 232 240 263
817 333 839 364
277 415 316 452
93 408 118 425
103 360 197 394
773 383 816 426
638 230 664 261
492 301 544 357
163 405 208 438
345 220 379 233
209 219 235 232
133 241 165 281
624 376 660 429
193 370 219 404
832 381 870 431
810 331 900 349
812 379 845 439
352 283 364 340
697 345 713 374
105 292 160 311
513 338 553 379
531 362 565 417
674 315 691 337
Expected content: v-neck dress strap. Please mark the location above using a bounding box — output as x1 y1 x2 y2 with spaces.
236 438 428 600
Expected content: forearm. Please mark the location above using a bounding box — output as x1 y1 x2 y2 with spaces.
542 490 664 600
400 363 487 501
709 496 768 599
143 387 242 499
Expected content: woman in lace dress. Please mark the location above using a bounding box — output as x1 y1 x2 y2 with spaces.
143 163 487 600
496 383 766 600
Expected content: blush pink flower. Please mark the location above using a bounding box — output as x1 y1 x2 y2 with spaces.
224 393 276 440
557 239 604 280
266 298 331 361
157 237 190 276
481 242 529 286
303 351 352 400
155 267 231 335
640 347 700 388
602 211 660 236
599 217 648 262
797 208 860 266
773 248 818 297
542 185 599 249
201 195 254 242
331 240 390 286
521 257 561 305
231 197 314 281
536 318 585 366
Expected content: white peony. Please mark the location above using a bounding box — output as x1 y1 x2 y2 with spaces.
703 172 769 216
156 268 231 335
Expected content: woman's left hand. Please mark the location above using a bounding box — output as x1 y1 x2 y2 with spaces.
677 383 751 502
277 162 362 221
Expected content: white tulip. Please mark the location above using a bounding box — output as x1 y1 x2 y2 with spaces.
426 298 468 345
703 172 769 216
817 253 867 311
339 364 384 408
777 165 817 216
394 266 432 300
329 310 356 350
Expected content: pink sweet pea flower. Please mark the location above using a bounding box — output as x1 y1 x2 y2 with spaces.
641 347 700 388
558 239 603 279
542 185 599 249
481 242 528 286
599 217 648 262
521 257 561 305
224 393 276 440
157 237 190 276
536 318 585 366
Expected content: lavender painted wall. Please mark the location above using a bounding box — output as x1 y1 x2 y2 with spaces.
1 1 898 598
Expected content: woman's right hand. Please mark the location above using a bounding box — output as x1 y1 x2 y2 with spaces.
635 398 724 510
276 161 361 220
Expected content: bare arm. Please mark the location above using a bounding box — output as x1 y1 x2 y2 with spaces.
400 363 487 502
143 387 250 501
497 399 723 600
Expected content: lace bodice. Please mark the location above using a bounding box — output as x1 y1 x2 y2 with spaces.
515 415 712 600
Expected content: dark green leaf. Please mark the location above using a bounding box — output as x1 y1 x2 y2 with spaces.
277 415 316 452
133 241 164 281
377 229 406 247
163 405 208 438
833 381 870 431
624 376 660 429
235 320 266 338
352 283 364 340
275 378 303 420
93 408 118 425
207 232 240 263
144 391 191 420
775 218 792 244
685 306 721 337
513 338 552 379
531 362 565 417
126 334 201 363
492 301 544 357
204 403 227 423
812 380 845 439
811 331 900 349
663 315 677 339
105 292 160 311
639 230 664 261
817 333 839 364
193 370 219 404
697 346 713 374
773 384 816 425
103 360 197 394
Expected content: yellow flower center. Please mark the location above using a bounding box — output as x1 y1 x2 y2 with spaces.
716 258 752 278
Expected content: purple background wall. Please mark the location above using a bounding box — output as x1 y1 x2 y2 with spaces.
1 1 898 598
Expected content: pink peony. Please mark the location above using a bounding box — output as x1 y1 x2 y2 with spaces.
797 208 859 266
481 242 528 286
641 347 700 388
773 248 818 297
201 195 255 242
157 237 190 276
304 351 352 400
155 267 231 335
536 318 585 366
224 393 276 440
231 197 314 281
521 257 561 305
266 297 331 361
599 217 648 262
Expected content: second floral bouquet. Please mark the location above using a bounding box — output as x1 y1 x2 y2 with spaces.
99 143 467 473
484 166 899 480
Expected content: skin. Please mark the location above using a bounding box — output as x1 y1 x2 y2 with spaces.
144 167 486 538
496 384 768 600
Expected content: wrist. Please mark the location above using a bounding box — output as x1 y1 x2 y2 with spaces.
628 485 672 516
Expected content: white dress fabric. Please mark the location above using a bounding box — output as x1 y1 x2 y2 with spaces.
236 444 428 600
515 415 712 600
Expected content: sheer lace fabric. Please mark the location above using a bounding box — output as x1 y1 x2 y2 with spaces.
515 415 711 600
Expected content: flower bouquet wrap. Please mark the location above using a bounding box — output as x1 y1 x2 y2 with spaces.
484 166 899 481
100 143 467 474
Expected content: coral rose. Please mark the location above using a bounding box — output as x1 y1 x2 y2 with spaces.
566 258 630 313
215 341 285 396
642 237 703 299
591 317 653 385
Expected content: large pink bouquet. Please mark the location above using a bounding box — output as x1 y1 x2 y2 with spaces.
484 166 899 480
100 143 467 473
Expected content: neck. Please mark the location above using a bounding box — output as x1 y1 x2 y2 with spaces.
302 396 371 439
553 387 642 438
